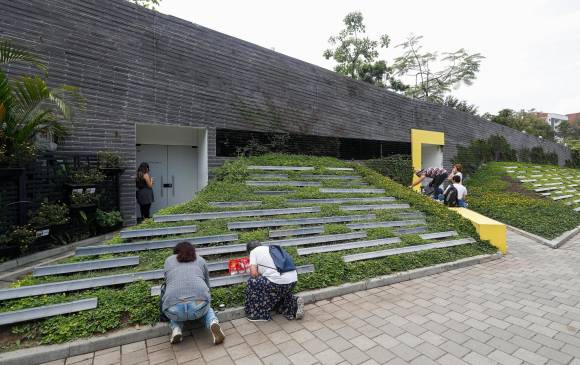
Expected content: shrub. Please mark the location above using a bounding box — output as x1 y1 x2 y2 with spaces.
28 201 70 228
97 151 122 169
70 192 99 206
96 210 123 229
0 225 36 253
68 168 105 185
530 147 558 164
364 155 413 185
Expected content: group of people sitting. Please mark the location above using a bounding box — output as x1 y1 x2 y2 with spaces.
410 164 468 207
161 240 304 345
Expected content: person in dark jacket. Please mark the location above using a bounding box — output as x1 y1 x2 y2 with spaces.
162 242 225 345
136 162 154 219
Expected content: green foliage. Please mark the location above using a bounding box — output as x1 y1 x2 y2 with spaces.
488 109 555 141
467 162 579 239
556 120 580 141
70 192 98 206
452 135 517 175
235 132 290 157
440 95 479 116
97 151 122 169
392 35 484 103
0 39 82 167
323 12 403 90
95 210 123 229
364 154 413 186
1 153 495 349
68 168 105 185
0 225 36 252
28 200 69 229
130 0 160 9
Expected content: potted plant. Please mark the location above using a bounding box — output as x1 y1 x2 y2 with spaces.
0 225 36 257
67 168 106 188
70 191 99 209
95 209 123 233
29 200 70 229
97 151 124 174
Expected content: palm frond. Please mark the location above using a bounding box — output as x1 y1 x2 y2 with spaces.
0 39 47 74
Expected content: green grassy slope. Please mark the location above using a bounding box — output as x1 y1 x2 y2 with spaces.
467 162 580 239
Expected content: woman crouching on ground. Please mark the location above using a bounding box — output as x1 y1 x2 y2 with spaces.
244 241 304 321
162 241 225 345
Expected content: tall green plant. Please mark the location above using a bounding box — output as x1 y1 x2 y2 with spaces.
0 40 82 167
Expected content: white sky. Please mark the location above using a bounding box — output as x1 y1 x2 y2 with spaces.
158 0 580 115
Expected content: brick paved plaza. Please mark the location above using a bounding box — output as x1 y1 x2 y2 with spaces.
45 231 580 365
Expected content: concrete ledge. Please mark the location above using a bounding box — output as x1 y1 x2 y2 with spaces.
0 231 119 274
449 208 507 254
0 231 120 286
0 252 501 365
507 225 580 249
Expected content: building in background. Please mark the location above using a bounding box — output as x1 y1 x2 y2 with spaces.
537 112 568 130
567 113 580 124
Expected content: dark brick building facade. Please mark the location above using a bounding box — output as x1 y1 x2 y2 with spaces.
1 0 571 223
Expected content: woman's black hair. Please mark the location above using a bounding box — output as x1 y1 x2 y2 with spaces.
136 162 150 184
246 240 262 254
452 175 461 183
174 241 197 263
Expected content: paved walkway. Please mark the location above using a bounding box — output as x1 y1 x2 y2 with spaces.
45 231 580 365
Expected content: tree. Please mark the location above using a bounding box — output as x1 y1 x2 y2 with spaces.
0 40 82 167
487 108 555 141
557 120 580 141
391 35 484 103
323 12 404 90
131 0 160 9
440 95 478 116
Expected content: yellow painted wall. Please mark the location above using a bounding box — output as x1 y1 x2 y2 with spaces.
410 129 445 191
450 208 507 254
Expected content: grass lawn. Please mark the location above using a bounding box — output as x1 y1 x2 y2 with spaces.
0 154 496 351
466 162 580 239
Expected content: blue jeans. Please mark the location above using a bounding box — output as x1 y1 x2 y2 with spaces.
163 301 217 331
457 199 466 207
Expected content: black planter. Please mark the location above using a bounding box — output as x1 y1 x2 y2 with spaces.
0 245 20 260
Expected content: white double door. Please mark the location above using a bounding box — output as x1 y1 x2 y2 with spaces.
136 144 198 217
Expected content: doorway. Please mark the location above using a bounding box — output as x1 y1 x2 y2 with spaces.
136 124 208 217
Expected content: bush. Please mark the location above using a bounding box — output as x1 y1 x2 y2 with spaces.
364 155 413 186
28 201 70 229
97 151 122 169
530 147 558 164
68 168 105 185
96 210 123 229
70 192 99 206
0 225 36 253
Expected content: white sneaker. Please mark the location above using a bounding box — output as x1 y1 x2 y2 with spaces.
210 319 225 345
170 327 182 344
295 297 304 320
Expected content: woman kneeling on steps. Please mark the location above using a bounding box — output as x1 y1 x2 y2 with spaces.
162 241 225 345
244 241 304 321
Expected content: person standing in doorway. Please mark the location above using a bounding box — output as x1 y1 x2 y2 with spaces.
136 162 154 220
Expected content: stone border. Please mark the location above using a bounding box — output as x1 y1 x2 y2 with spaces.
507 225 580 249
0 231 120 284
0 252 501 365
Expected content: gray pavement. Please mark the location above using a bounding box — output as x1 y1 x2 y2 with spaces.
43 231 580 365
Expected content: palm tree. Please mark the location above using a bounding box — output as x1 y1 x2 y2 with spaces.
0 39 81 167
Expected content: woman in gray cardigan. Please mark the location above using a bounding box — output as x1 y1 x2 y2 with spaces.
162 242 225 345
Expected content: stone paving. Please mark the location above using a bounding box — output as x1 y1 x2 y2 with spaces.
43 231 580 365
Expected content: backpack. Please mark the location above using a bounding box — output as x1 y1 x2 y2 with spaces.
268 245 296 273
444 185 459 207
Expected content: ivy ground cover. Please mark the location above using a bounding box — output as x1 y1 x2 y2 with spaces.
0 154 496 351
467 162 580 239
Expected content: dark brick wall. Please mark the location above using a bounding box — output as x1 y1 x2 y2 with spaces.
1 0 571 223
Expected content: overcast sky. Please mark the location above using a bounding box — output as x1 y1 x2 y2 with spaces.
158 0 580 115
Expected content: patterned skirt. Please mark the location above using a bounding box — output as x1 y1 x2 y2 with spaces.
244 276 298 320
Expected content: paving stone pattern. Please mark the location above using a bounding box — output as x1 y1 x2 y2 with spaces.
48 231 580 365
